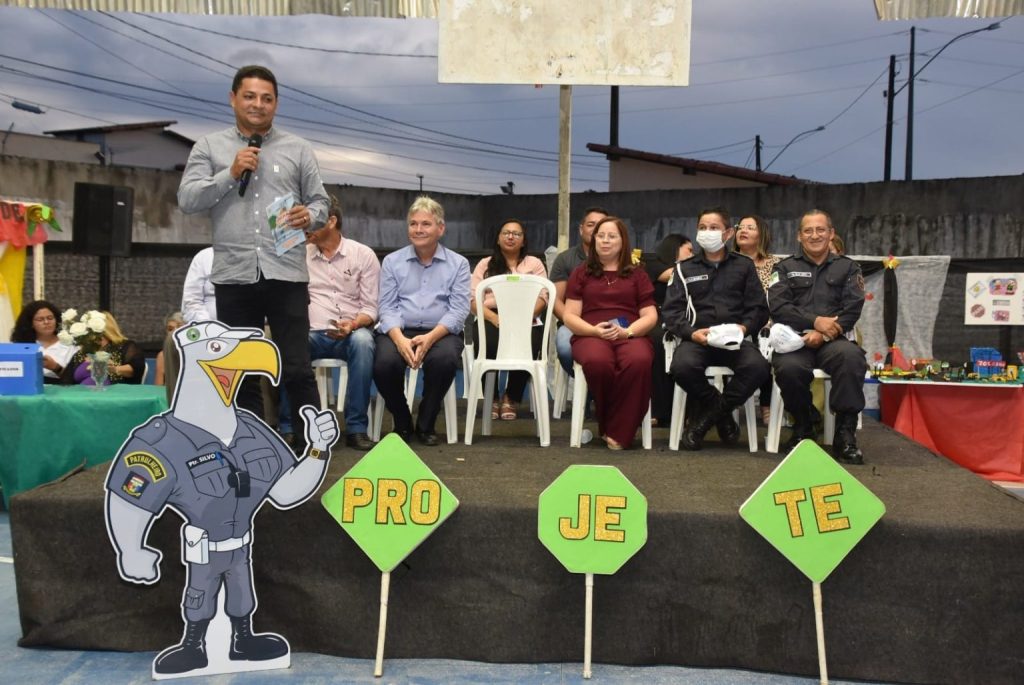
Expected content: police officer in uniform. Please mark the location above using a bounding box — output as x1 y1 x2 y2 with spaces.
663 207 770 450
105 322 339 675
768 209 867 463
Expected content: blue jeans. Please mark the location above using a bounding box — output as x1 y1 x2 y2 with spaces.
308 327 376 434
556 324 574 374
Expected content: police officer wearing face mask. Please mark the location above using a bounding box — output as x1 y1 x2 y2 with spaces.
662 207 770 450
768 209 867 464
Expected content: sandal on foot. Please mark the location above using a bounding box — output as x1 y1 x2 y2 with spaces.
500 399 518 420
491 401 500 420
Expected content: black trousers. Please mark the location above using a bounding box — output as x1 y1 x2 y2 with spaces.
669 339 771 411
214 278 318 443
373 329 463 434
772 338 868 415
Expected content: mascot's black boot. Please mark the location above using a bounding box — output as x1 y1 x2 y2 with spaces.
681 395 725 451
230 615 288 661
782 405 819 452
154 618 210 674
832 412 865 465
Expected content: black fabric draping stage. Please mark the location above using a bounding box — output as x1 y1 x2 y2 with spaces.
11 418 1024 685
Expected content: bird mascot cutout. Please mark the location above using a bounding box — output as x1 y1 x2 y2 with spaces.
104 322 339 679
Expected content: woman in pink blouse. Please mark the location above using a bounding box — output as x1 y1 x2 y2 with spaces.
563 217 657 449
470 219 549 420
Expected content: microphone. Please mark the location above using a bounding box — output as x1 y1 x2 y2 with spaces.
237 133 263 197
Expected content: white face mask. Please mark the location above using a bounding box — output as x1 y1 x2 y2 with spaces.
696 230 725 253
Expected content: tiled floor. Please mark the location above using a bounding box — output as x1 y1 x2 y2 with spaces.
0 510 893 685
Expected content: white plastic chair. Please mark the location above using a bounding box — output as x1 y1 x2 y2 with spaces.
312 358 348 412
663 336 759 452
570 361 652 449
370 367 458 444
464 274 556 446
765 370 835 453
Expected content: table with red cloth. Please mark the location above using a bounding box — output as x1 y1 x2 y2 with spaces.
880 378 1024 482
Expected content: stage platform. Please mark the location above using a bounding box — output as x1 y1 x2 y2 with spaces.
10 415 1024 685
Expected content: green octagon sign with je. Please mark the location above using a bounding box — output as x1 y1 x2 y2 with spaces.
538 465 648 575
321 434 459 572
739 439 885 583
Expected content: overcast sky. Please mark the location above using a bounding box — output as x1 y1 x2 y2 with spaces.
1 2 1021 195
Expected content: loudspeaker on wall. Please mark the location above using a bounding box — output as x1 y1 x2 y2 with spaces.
72 182 134 257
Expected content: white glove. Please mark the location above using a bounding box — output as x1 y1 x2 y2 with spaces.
118 548 161 584
300 405 340 452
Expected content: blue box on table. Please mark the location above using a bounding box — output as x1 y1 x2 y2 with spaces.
0 343 44 396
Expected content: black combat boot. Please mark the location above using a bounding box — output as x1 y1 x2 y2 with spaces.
782 405 819 452
680 395 724 451
714 405 741 446
154 618 210 674
229 615 289 661
832 412 865 465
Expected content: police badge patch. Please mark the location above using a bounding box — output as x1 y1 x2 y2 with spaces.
122 473 149 498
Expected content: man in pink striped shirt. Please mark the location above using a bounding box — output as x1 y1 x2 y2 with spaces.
305 196 380 450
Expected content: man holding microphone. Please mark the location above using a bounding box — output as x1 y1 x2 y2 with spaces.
178 65 328 449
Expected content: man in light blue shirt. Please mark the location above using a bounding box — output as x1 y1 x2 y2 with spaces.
374 196 470 446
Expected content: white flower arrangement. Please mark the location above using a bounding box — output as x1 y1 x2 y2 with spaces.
58 309 108 353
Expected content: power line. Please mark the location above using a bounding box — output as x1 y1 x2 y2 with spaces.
102 11 574 160
143 13 437 59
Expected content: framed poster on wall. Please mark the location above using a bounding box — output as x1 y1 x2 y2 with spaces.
964 272 1022 325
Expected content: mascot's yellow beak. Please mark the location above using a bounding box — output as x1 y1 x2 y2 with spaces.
197 339 280 407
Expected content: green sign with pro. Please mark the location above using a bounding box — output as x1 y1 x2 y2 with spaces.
538 465 647 575
739 440 885 583
321 434 459 572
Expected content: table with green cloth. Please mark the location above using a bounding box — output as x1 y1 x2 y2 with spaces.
0 385 168 505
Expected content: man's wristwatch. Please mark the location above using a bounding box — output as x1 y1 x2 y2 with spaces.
308 447 326 460
626 328 634 339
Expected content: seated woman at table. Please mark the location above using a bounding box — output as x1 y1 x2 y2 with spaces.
10 300 78 384
69 311 146 385
563 217 657 449
471 219 549 420
155 310 184 386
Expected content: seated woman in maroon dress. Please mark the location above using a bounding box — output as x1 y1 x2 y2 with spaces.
563 217 657 449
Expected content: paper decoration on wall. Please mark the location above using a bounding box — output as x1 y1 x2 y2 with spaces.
964 272 1022 325
0 200 61 342
321 434 459 676
538 465 648 679
740 439 885 684
103 321 339 679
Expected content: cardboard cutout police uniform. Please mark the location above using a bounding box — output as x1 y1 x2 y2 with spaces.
104 322 339 678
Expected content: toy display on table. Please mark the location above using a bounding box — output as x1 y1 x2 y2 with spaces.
871 351 1022 384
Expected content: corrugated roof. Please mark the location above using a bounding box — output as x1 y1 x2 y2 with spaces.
0 0 437 17
874 0 1024 20
587 143 812 187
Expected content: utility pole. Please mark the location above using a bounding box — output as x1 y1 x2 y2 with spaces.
417 174 423 192
754 135 762 171
609 86 619 148
905 26 915 181
884 54 896 181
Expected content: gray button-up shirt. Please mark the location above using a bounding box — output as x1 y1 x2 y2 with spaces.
177 126 329 285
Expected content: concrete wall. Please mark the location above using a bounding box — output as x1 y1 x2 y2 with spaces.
4 154 1021 356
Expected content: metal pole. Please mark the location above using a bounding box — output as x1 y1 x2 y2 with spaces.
884 54 896 181
557 85 573 251
755 135 762 171
905 27 915 181
609 86 619 148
